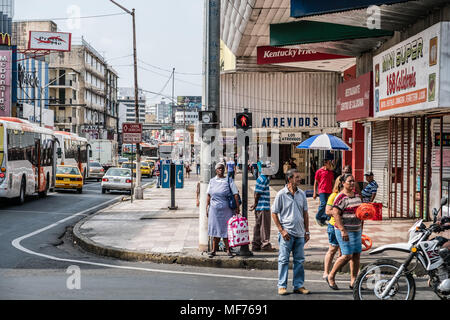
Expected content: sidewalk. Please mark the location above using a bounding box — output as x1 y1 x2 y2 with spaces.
73 172 417 272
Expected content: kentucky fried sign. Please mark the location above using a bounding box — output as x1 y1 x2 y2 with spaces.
28 31 71 52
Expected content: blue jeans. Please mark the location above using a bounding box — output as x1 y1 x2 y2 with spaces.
278 233 305 289
316 193 330 223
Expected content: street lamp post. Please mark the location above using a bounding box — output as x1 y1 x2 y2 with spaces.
110 0 143 199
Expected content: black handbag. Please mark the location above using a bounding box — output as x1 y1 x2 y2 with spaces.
227 177 242 210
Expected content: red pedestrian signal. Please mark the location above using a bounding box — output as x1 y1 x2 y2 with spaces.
236 113 252 131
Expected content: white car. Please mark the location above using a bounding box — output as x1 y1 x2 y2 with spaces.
102 168 133 194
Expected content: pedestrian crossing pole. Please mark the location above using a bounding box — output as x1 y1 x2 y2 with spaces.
199 0 220 252
236 109 253 256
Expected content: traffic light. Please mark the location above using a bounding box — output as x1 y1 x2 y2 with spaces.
236 112 252 131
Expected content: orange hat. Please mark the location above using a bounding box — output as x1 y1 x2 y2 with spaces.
356 203 376 220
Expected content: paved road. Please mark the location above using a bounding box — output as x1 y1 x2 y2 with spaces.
0 178 439 301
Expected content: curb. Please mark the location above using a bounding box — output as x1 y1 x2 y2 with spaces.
72 218 361 272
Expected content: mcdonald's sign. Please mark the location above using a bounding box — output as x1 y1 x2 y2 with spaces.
0 33 11 46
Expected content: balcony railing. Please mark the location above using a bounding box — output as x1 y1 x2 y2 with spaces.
48 97 77 105
49 79 77 87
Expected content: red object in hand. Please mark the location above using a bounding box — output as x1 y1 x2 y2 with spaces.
361 234 373 251
356 203 376 220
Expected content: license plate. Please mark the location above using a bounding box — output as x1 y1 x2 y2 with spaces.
114 179 121 182
64 178 70 182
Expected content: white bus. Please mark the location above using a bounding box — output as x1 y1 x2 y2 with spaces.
54 131 91 181
0 117 57 204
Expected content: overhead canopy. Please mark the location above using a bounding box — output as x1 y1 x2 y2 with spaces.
270 20 394 46
221 0 450 59
290 0 409 18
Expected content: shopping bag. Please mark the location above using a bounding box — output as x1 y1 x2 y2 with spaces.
227 215 250 247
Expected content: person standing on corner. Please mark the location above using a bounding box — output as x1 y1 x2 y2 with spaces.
361 172 378 203
272 169 310 296
326 173 363 291
313 158 335 226
206 163 240 258
250 166 275 252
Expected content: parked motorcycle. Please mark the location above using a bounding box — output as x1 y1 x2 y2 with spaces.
353 198 450 300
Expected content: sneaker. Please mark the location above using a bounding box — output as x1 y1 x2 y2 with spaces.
293 287 310 295
278 287 288 295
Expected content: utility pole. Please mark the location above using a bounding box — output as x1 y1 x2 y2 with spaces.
110 0 143 199
199 0 220 252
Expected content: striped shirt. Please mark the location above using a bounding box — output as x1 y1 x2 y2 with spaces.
255 174 271 211
333 193 362 232
361 181 378 202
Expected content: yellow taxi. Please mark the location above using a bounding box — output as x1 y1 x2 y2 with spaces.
141 161 154 177
55 165 83 194
121 162 151 178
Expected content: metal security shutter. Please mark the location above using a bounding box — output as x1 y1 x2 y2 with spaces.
371 120 389 206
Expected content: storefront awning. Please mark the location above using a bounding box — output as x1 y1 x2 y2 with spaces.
290 0 409 18
270 20 394 47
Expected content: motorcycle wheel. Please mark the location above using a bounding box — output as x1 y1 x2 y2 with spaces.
353 259 416 300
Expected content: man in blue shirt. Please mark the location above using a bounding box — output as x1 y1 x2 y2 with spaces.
361 172 378 203
271 168 310 295
226 158 236 180
250 167 275 252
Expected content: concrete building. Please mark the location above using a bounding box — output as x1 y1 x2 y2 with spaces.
155 101 171 123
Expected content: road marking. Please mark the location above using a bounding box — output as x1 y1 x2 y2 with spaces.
11 198 349 284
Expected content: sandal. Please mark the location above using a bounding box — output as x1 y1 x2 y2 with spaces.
326 276 339 290
208 252 216 258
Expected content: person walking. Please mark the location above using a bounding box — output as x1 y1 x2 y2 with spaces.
322 179 343 280
361 172 378 203
226 157 236 180
283 161 290 176
272 169 310 295
206 163 240 258
326 173 363 290
250 167 275 252
185 162 191 179
313 158 335 226
155 158 161 188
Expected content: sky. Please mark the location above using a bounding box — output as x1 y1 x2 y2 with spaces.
14 0 204 104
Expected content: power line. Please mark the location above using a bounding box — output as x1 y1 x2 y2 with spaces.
15 12 128 22
138 59 203 76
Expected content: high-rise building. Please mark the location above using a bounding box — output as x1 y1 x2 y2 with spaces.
118 87 146 132
0 0 13 35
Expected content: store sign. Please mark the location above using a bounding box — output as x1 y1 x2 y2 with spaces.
280 132 304 144
373 22 450 117
28 31 71 52
0 50 11 117
257 46 350 65
234 116 319 128
0 33 11 46
336 72 373 122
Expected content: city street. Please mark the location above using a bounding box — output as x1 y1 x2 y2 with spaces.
0 177 438 301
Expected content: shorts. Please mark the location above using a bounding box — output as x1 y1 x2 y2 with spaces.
335 228 362 255
327 224 339 247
